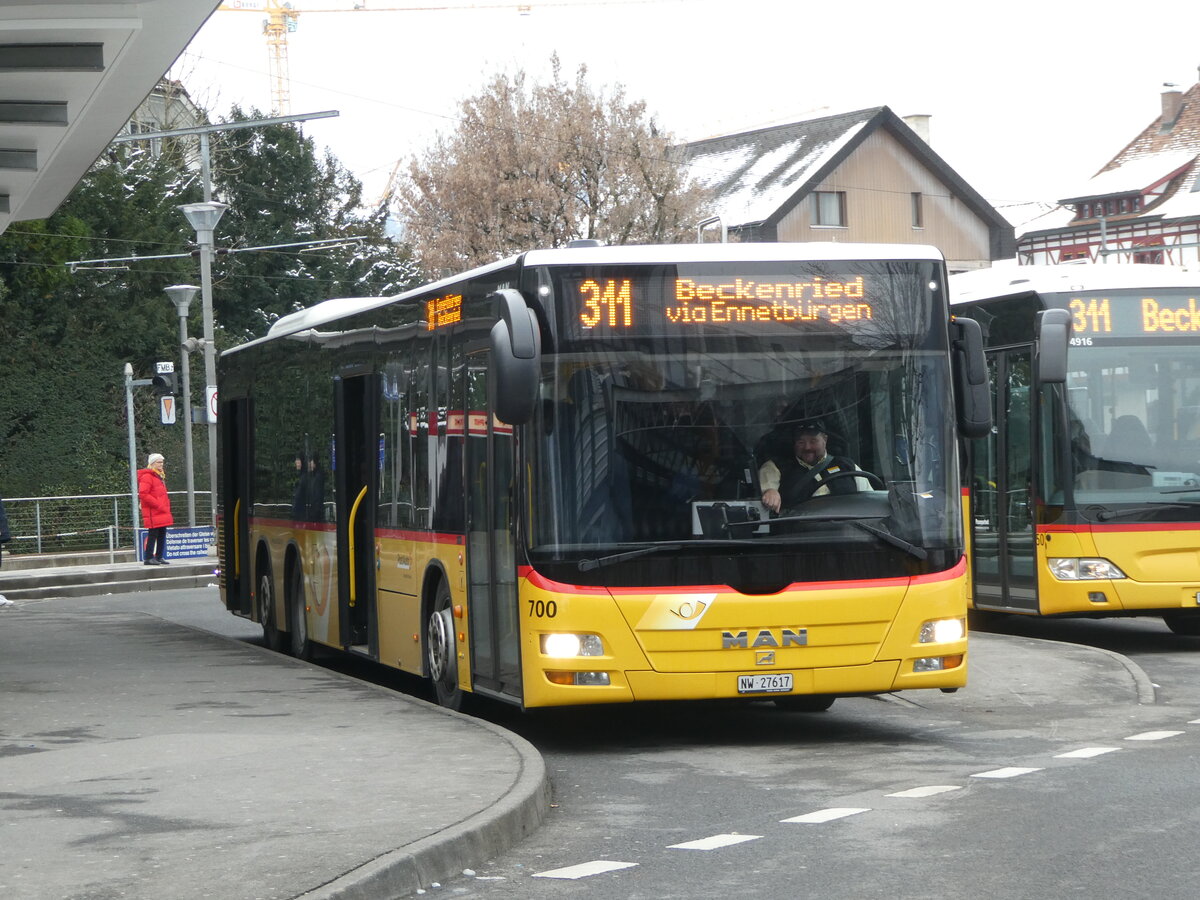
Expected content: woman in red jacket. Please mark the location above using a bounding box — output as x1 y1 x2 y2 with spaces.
138 453 174 565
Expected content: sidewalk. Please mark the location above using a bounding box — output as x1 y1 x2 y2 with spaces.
0 604 549 900
0 585 1154 900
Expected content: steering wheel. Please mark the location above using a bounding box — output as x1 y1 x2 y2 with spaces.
802 467 885 494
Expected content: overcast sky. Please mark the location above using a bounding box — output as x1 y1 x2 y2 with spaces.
176 0 1200 224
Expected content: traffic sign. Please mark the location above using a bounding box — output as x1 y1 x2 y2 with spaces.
160 395 176 425
206 385 218 424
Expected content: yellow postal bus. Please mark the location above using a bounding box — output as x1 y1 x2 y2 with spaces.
218 242 987 709
951 263 1200 634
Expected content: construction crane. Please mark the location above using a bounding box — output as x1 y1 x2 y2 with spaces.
216 0 666 115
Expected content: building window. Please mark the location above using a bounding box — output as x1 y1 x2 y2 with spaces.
911 192 924 228
1132 239 1164 264
1059 245 1090 263
813 191 846 227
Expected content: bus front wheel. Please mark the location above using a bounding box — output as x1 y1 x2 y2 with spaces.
427 581 465 710
774 694 836 712
1163 613 1200 636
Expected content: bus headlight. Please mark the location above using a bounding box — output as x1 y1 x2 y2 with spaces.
1047 558 1126 580
919 618 965 644
541 633 605 658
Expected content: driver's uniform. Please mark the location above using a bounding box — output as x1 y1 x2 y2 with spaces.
758 453 872 506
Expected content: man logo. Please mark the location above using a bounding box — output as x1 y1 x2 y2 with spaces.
756 651 776 666
722 628 808 649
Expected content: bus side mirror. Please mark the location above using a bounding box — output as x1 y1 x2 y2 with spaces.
1035 307 1071 384
489 289 541 425
950 316 990 439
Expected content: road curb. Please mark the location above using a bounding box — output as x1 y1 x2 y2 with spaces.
977 630 1158 705
185 621 553 900
295 704 550 900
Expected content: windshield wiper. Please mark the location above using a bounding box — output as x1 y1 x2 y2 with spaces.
578 539 758 572
1093 502 1200 521
849 520 927 560
755 513 928 560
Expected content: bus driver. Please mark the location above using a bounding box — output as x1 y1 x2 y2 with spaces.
759 421 871 514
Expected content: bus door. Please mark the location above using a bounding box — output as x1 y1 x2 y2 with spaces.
464 357 523 701
973 348 1037 611
219 397 254 615
333 373 380 655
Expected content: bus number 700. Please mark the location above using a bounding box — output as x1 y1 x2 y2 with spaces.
528 600 558 618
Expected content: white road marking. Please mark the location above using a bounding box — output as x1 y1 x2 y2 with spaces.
886 785 962 798
668 833 762 850
1124 731 1184 741
971 766 1043 779
1055 747 1121 759
1189 718 1200 725
781 807 871 824
532 860 638 880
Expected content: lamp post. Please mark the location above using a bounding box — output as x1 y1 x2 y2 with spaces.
164 284 199 526
178 201 227 529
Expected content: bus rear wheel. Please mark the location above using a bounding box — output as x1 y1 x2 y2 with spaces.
1163 613 1200 636
259 567 284 652
427 581 465 711
774 694 836 712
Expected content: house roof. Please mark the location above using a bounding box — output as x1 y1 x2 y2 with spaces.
0 1 218 235
684 106 1013 257
1043 82 1200 228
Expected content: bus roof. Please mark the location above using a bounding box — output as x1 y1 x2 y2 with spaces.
950 262 1199 305
520 241 945 267
230 242 948 353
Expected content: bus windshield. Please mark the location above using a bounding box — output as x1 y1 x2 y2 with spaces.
526 260 961 589
1066 342 1200 510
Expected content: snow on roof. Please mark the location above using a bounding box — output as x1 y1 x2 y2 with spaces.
1059 150 1197 201
685 109 878 227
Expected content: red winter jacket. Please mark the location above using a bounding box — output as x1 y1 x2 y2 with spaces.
137 468 174 528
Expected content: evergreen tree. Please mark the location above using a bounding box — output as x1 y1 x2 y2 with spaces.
0 110 417 508
210 108 417 338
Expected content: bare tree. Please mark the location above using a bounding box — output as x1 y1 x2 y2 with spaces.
397 58 712 275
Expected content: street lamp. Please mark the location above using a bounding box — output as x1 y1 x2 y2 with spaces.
178 201 228 530
164 284 199 526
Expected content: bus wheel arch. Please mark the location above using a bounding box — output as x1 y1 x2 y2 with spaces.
424 569 466 711
284 545 313 660
256 543 284 653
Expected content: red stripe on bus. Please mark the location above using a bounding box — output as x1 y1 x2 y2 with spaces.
250 517 464 544
1039 522 1200 533
518 556 966 594
253 517 336 532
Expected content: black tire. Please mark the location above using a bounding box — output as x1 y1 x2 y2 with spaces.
774 694 836 712
288 561 313 661
1163 613 1200 636
427 580 466 711
259 566 284 652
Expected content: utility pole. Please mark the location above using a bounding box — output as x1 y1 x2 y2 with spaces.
111 111 339 531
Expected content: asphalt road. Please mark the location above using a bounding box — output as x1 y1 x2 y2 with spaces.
55 590 1200 900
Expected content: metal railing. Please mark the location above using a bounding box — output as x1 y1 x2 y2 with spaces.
3 492 213 559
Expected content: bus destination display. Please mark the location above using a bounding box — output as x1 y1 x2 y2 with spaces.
1065 290 1200 343
573 274 877 333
